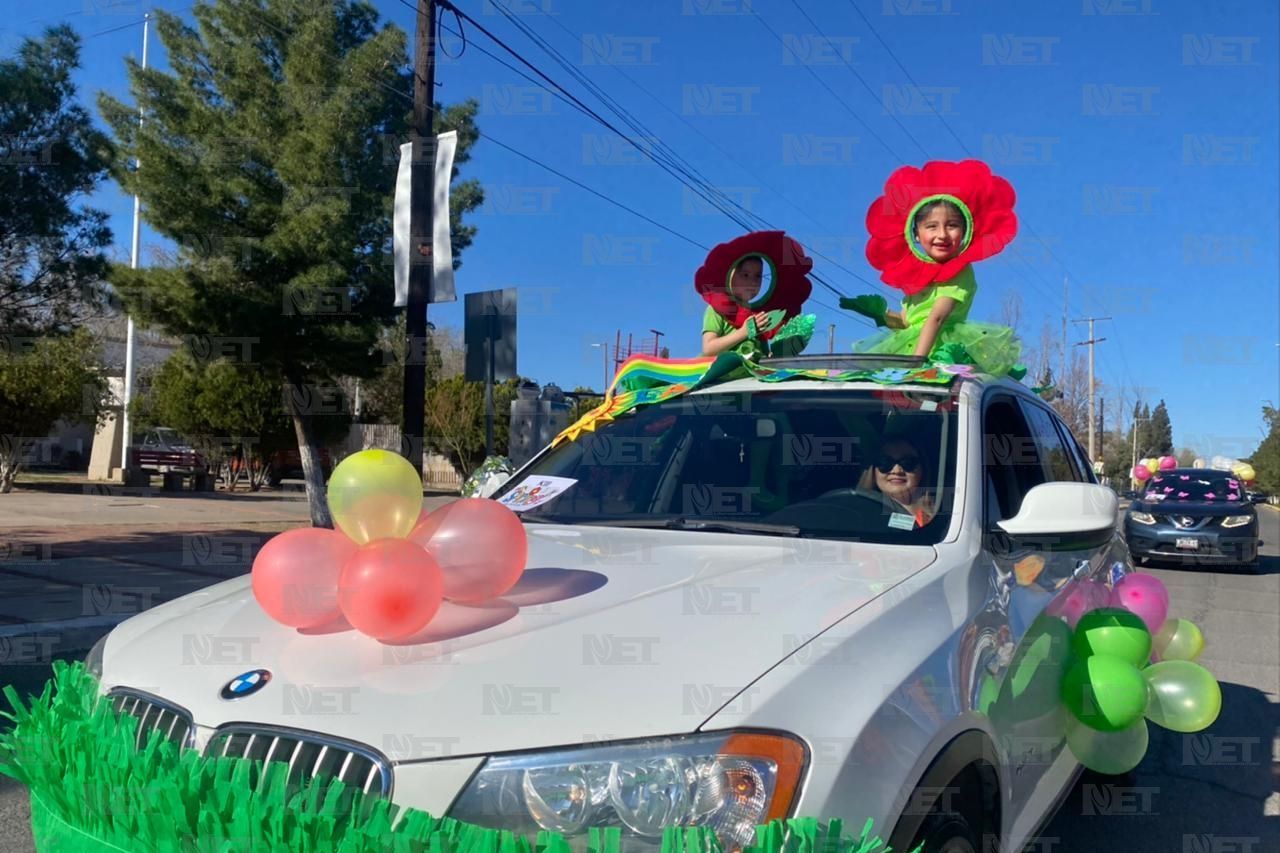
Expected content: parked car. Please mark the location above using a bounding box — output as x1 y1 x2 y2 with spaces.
1124 468 1259 571
87 356 1126 853
126 428 207 478
266 447 333 487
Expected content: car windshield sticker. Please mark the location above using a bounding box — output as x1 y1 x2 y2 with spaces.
498 476 577 511
919 398 938 412
888 512 916 530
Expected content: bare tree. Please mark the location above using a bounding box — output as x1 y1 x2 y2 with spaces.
999 290 1024 335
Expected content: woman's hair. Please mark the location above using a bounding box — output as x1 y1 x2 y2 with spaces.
912 199 967 237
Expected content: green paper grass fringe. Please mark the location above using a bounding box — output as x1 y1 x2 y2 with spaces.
2 662 914 853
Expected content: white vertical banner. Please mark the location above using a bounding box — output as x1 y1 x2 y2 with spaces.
393 130 458 307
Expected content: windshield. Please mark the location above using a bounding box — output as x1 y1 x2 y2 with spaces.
493 387 958 545
1144 473 1241 502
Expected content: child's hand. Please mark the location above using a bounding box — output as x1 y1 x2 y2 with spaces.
747 311 772 340
839 294 889 327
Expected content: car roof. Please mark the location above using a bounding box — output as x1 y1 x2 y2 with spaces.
685 354 1028 397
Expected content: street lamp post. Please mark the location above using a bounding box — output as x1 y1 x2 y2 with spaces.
590 342 609 394
1131 416 1150 487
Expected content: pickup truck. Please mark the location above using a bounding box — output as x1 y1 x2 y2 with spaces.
124 428 209 489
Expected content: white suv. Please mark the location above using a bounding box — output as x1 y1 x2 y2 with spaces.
88 356 1121 853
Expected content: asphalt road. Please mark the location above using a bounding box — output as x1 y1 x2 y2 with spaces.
1 506 1276 852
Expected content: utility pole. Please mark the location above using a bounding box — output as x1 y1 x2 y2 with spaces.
1073 316 1110 462
401 0 436 467
1061 276 1068 388
591 342 609 393
120 13 149 475
1131 415 1150 483
649 329 664 357
828 323 836 354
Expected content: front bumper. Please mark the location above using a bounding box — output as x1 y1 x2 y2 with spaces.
1124 522 1258 564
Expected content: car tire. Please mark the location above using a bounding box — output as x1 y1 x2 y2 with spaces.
909 810 982 853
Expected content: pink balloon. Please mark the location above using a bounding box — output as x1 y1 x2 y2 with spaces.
1159 456 1178 471
338 540 444 641
1108 572 1169 634
408 498 528 602
252 528 359 629
1132 466 1151 481
1048 578 1111 629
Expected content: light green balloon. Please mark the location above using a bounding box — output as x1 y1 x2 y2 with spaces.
1062 654 1148 732
327 449 424 544
1144 660 1222 733
1152 618 1205 663
1065 715 1149 775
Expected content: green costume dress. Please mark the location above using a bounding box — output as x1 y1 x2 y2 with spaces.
702 305 809 361
851 265 1021 376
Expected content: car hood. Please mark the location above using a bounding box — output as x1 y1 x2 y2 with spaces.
102 526 934 760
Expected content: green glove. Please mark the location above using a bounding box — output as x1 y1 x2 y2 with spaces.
746 310 787 341
930 341 972 365
839 294 889 327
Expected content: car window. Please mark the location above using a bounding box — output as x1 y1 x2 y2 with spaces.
1019 400 1077 483
982 396 1045 524
1056 420 1095 483
496 388 958 545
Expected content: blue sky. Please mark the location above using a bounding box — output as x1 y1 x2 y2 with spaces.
8 0 1279 458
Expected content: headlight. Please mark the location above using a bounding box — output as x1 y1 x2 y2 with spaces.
1221 515 1253 528
448 731 805 852
1128 512 1156 525
83 632 109 681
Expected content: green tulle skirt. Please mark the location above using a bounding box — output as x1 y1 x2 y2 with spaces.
853 320 1022 376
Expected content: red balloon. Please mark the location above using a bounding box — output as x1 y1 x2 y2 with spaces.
338 540 444 641
252 528 358 629
409 498 528 602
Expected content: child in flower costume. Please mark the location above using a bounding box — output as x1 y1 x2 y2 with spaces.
842 160 1024 378
697 230 816 361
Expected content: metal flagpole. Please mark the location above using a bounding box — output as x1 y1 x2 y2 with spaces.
120 13 149 476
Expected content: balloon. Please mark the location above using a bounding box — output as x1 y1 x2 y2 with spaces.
1108 573 1169 634
1158 455 1177 471
1072 608 1152 667
1132 465 1151 482
1001 615 1074 722
409 498 528 602
1231 463 1255 482
1192 458 1206 469
252 527 359 628
1144 660 1222 733
327 450 424 545
338 539 444 641
1062 654 1148 732
1152 618 1205 663
1144 458 1160 475
1065 716 1149 775
1047 578 1110 629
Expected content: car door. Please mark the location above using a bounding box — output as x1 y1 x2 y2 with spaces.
979 394 1117 839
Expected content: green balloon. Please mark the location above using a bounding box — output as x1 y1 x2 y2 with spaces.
1072 608 1152 667
1152 618 1205 663
1062 654 1148 732
1144 660 1221 733
978 673 1000 716
1006 616 1074 717
1065 715 1149 775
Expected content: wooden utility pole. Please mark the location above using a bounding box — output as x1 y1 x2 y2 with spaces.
828 323 836 353
1073 316 1110 462
402 0 437 467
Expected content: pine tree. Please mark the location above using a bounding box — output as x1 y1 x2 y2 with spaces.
0 25 112 333
1148 400 1174 455
98 1 481 526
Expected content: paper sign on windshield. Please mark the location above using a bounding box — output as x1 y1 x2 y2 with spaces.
498 476 577 512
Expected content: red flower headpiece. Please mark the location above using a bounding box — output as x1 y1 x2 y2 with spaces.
694 231 813 339
865 160 1017 296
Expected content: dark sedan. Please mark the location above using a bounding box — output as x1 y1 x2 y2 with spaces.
1124 468 1260 570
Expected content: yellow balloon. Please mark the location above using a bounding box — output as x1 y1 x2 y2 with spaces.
327 449 424 544
1144 458 1160 475
1232 463 1255 481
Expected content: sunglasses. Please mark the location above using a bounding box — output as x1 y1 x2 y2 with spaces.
875 454 921 474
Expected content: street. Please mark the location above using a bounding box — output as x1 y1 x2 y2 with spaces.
0 499 1276 852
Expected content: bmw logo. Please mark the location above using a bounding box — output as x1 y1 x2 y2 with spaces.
220 669 272 701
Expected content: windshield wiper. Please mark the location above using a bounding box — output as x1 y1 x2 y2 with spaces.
575 517 800 537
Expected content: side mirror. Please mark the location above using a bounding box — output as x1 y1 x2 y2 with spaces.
997 482 1118 550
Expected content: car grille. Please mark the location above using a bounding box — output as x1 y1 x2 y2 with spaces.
1161 515 1211 530
206 726 392 797
107 689 195 750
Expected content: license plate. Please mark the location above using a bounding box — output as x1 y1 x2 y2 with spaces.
1176 537 1200 550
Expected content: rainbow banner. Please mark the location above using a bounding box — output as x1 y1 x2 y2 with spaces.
553 353 960 447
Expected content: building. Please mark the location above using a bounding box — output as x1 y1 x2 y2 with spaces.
508 382 572 469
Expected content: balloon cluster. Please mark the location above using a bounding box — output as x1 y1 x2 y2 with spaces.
251 450 527 642
1131 455 1177 482
1058 573 1220 774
